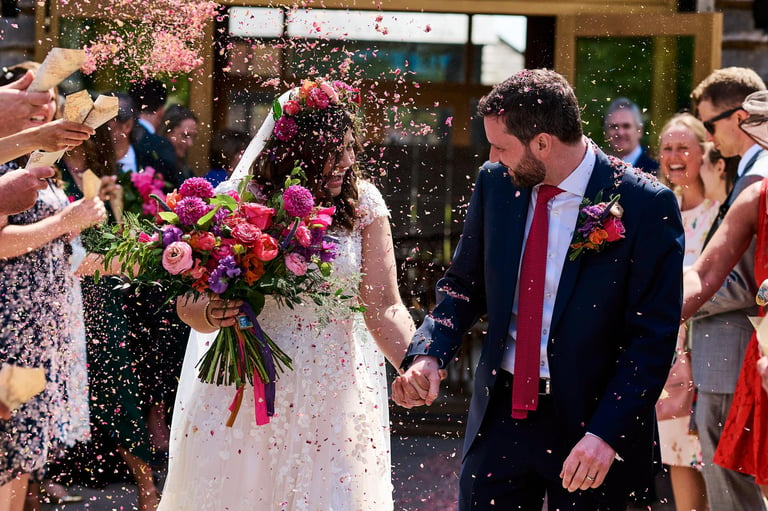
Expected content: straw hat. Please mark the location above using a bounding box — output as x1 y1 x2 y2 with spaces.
740 90 768 149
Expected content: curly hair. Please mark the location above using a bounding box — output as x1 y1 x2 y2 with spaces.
251 104 361 231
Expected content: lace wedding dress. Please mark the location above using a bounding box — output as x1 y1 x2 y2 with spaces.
158 180 394 511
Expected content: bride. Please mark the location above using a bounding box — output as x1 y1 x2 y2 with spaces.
157 80 413 510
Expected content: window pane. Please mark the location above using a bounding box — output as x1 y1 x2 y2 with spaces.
471 15 527 86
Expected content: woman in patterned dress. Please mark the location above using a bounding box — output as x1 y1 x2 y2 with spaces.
0 64 104 511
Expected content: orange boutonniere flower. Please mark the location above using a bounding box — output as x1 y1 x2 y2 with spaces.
569 193 625 261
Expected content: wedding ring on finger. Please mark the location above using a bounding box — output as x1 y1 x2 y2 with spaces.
585 475 596 481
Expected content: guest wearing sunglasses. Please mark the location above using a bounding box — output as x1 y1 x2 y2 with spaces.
688 66 768 511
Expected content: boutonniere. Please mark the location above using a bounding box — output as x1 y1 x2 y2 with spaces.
568 192 625 261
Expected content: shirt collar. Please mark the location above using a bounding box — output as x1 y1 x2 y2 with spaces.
138 118 155 135
622 145 643 166
738 144 763 177
543 137 595 200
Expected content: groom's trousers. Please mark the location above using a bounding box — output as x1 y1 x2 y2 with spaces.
459 371 630 511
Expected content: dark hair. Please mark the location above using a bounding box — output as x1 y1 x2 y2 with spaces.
128 79 167 113
252 105 360 231
161 104 198 136
210 128 249 169
477 69 583 144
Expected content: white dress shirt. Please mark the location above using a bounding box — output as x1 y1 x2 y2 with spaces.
501 141 596 378
622 145 642 167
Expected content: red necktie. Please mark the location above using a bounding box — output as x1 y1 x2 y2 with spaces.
512 184 562 419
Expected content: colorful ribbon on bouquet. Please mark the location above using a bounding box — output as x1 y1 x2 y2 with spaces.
225 303 277 427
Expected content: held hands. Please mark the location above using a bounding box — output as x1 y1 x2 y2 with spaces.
204 295 244 329
560 434 616 492
0 166 54 216
391 355 445 408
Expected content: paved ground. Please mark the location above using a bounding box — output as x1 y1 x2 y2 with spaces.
38 434 675 511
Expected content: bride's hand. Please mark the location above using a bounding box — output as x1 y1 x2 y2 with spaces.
204 295 244 328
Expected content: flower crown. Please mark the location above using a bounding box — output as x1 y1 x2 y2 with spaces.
272 79 361 142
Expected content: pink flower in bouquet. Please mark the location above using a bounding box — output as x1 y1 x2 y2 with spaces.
162 241 194 275
131 170 156 196
283 99 300 116
232 223 261 246
175 196 212 225
240 203 274 230
184 258 208 280
274 117 298 141
283 185 315 218
138 232 158 243
309 206 336 228
306 87 330 109
190 231 217 252
284 253 308 276
142 199 160 217
211 240 234 261
294 224 312 247
179 177 215 199
254 234 279 261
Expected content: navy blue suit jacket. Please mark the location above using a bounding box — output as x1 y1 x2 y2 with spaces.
405 146 683 481
634 147 659 176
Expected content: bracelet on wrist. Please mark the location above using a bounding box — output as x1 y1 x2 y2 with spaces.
203 300 216 329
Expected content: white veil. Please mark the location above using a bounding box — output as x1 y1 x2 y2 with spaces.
215 89 294 194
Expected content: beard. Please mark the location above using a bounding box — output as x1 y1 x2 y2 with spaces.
508 150 546 188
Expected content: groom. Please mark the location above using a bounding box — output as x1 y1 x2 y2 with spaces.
393 69 684 510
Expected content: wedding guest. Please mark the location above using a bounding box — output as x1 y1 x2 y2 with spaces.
159 79 412 510
700 146 738 204
0 69 56 138
603 97 659 175
688 66 768 511
0 62 105 511
682 176 768 499
160 104 198 182
204 128 248 188
655 113 717 511
128 79 178 186
393 69 684 510
43 124 161 510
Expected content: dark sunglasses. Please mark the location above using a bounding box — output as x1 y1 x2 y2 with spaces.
702 107 743 135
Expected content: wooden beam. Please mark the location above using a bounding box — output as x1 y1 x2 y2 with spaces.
217 0 677 16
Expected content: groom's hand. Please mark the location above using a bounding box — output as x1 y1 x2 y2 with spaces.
560 434 616 492
391 355 442 408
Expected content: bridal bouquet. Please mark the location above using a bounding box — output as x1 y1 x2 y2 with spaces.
102 170 342 426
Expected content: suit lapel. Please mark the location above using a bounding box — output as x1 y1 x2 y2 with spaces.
550 150 618 332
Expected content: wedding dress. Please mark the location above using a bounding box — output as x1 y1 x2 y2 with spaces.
158 179 394 510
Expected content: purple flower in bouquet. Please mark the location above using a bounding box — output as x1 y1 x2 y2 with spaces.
210 207 229 236
283 185 314 218
162 225 183 246
320 240 338 263
179 177 215 198
274 116 298 142
208 255 241 294
175 196 212 225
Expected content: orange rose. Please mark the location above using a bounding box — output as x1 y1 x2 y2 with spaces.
587 229 608 245
239 253 266 285
166 191 182 210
